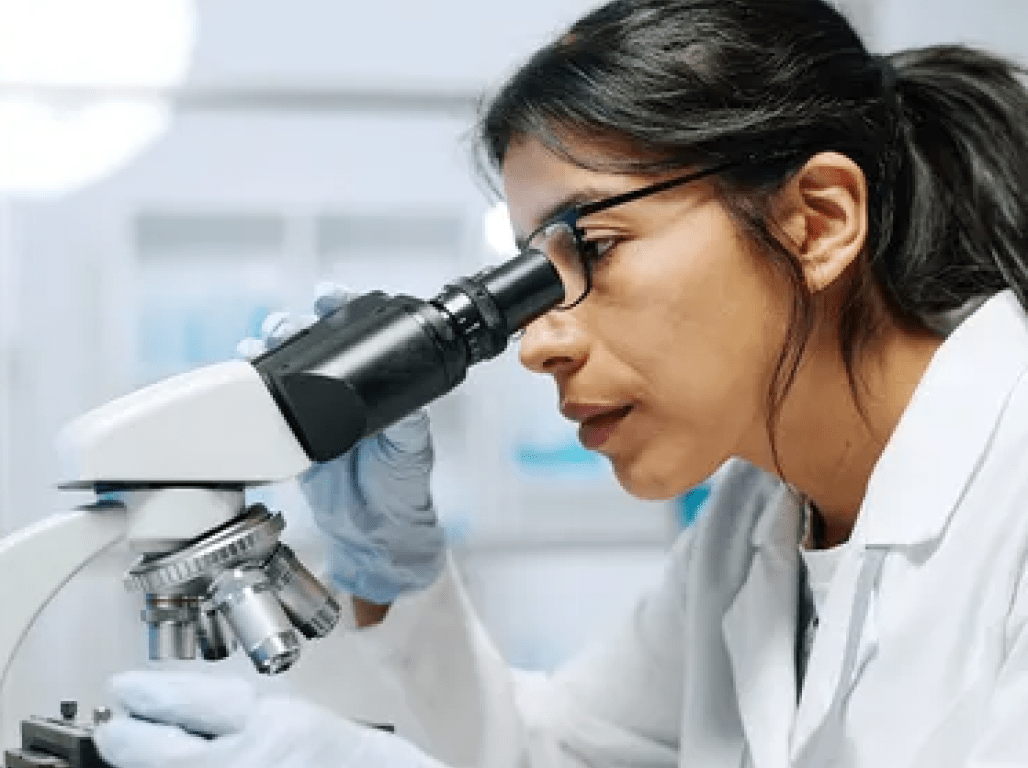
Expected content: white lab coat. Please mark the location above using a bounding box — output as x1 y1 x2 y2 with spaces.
350 289 1028 768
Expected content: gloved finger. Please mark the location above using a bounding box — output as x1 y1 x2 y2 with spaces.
108 671 256 737
259 310 320 350
260 311 295 349
94 716 213 768
236 336 267 360
240 309 323 360
312 281 358 319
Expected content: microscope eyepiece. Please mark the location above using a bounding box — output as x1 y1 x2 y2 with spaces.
472 249 567 333
254 248 563 462
433 249 565 365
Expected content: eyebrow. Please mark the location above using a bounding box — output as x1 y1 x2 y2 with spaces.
513 186 625 250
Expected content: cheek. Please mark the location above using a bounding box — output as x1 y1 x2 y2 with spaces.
622 207 787 408
595 209 791 493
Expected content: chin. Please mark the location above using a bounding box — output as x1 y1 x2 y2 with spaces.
611 449 720 501
612 461 690 502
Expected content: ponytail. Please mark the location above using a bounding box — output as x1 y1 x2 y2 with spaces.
884 46 1028 320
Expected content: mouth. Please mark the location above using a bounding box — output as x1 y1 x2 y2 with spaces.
566 404 633 450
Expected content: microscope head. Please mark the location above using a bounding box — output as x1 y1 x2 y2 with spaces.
56 359 312 491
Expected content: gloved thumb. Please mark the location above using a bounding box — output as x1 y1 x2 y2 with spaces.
108 671 256 737
378 410 432 457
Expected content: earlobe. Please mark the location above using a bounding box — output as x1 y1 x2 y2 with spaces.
776 153 868 292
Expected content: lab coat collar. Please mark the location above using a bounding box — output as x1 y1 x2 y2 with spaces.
854 290 1028 549
749 480 804 550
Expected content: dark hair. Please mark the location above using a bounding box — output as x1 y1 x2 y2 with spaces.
477 0 1028 467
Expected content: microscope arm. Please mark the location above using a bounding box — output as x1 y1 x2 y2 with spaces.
0 501 126 684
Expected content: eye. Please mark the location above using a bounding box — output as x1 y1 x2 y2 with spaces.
579 235 620 266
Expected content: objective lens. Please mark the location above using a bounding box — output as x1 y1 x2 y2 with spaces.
196 601 233 661
141 594 198 661
209 566 301 674
263 544 341 639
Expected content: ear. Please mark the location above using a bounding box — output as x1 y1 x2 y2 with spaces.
770 152 868 292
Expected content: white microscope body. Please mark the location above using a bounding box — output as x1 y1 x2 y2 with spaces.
0 359 329 688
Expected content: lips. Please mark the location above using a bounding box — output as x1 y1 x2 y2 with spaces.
563 403 633 450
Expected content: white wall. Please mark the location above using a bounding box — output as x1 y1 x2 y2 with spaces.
875 0 1028 61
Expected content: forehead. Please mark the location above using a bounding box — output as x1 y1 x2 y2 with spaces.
501 138 635 239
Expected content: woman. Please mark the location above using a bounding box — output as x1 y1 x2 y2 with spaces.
94 1 1028 766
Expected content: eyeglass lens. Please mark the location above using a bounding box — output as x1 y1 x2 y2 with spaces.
527 220 589 309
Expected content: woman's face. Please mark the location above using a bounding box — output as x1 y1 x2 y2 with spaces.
504 138 793 499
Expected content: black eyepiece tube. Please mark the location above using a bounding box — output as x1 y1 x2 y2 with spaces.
253 249 563 463
432 248 564 364
478 249 567 333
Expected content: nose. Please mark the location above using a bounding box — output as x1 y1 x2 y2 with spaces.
518 310 588 376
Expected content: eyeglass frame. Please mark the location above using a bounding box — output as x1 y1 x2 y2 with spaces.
517 151 804 310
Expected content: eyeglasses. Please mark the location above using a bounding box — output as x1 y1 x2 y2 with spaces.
517 158 745 310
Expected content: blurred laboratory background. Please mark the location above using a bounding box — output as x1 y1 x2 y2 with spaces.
0 0 1023 743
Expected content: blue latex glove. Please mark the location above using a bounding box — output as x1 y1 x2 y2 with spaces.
239 284 446 605
95 670 446 768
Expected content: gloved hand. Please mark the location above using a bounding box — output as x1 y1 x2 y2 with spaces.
239 284 446 605
94 670 446 768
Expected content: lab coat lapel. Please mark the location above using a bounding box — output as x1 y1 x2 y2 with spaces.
722 487 802 768
788 549 880 763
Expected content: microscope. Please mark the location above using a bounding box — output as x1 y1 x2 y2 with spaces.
1 249 562 767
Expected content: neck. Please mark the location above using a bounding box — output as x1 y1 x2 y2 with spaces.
745 322 943 549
